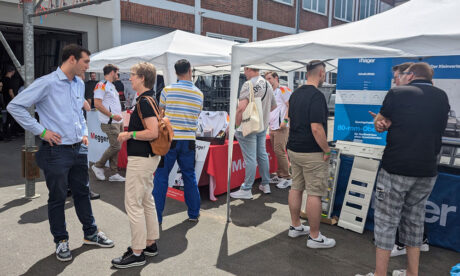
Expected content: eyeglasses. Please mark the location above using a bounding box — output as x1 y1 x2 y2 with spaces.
398 71 413 78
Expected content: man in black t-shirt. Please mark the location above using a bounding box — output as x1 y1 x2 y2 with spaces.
363 63 450 276
286 60 335 249
113 73 125 109
85 72 98 109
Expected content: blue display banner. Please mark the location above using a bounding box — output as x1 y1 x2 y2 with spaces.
336 58 394 91
334 104 386 145
333 155 460 253
393 56 460 79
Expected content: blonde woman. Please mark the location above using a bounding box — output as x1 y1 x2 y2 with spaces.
112 62 161 269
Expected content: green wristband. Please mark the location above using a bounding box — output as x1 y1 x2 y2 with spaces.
324 151 331 155
283 119 289 123
132 131 136 140
40 129 47 138
110 114 114 118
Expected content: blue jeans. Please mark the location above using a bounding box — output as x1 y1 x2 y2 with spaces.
153 140 200 223
235 130 271 190
36 143 97 243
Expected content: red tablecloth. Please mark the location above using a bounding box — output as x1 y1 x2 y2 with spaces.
118 135 278 200
204 135 277 197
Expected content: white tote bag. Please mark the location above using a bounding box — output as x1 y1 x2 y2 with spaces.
241 81 264 136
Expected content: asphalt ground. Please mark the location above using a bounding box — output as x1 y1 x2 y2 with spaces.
1 137 459 276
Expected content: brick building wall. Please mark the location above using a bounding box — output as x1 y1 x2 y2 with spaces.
202 0 253 18
299 9 329 31
257 28 290 41
201 18 253 41
121 1 194 32
257 0 296 28
168 0 194 6
120 0 394 42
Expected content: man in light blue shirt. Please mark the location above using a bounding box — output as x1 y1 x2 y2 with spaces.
7 44 114 262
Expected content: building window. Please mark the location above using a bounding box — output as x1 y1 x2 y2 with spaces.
303 0 327 15
334 0 354 22
359 0 377 19
273 0 294 6
206 32 249 43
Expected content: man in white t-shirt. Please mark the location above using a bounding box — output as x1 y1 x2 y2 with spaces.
91 64 125 182
265 71 292 189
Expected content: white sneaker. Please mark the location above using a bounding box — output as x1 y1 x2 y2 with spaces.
259 184 271 194
421 240 429 252
390 244 407 257
230 188 253 199
276 179 292 189
109 173 126 182
306 233 336 249
288 225 310 238
91 165 105 181
392 269 406 276
355 273 374 276
269 175 283 184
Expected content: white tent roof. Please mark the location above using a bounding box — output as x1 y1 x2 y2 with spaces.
89 30 236 84
224 0 460 221
232 0 460 66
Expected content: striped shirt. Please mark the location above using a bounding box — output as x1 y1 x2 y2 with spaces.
160 80 203 140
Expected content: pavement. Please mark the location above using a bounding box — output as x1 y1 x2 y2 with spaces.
1 137 459 276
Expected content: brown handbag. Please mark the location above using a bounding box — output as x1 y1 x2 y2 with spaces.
136 95 174 156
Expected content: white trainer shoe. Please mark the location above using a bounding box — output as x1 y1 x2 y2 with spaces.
392 269 406 276
269 175 283 184
355 273 374 276
390 244 407 257
230 188 253 199
109 173 126 182
276 179 292 189
258 184 271 194
288 225 310 238
420 239 429 252
306 233 336 249
91 165 105 181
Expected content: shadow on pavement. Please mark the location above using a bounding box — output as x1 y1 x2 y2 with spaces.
0 197 32 214
18 201 74 224
110 220 197 275
20 245 98 276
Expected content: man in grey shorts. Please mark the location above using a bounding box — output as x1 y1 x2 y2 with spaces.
286 60 335 249
359 62 450 276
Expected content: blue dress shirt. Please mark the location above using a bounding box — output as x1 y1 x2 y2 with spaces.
7 67 88 145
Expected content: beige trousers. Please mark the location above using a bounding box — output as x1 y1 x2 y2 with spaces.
270 127 291 179
125 155 161 250
96 123 123 175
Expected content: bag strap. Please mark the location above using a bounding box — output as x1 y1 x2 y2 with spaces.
248 81 254 103
136 96 162 131
261 80 268 102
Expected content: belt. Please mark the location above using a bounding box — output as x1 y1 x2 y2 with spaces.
42 141 81 148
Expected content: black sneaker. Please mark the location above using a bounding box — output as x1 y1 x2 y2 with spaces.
90 191 100 200
144 243 158 257
188 214 200 222
84 231 114 248
112 247 146 269
56 240 72 261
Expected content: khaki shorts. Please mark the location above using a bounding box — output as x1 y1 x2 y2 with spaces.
288 150 328 196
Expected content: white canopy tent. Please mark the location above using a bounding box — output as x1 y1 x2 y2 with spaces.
225 0 460 220
89 30 236 85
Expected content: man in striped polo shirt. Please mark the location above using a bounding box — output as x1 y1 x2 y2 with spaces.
153 59 203 223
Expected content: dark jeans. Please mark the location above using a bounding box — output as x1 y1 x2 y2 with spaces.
153 140 200 223
36 142 97 243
